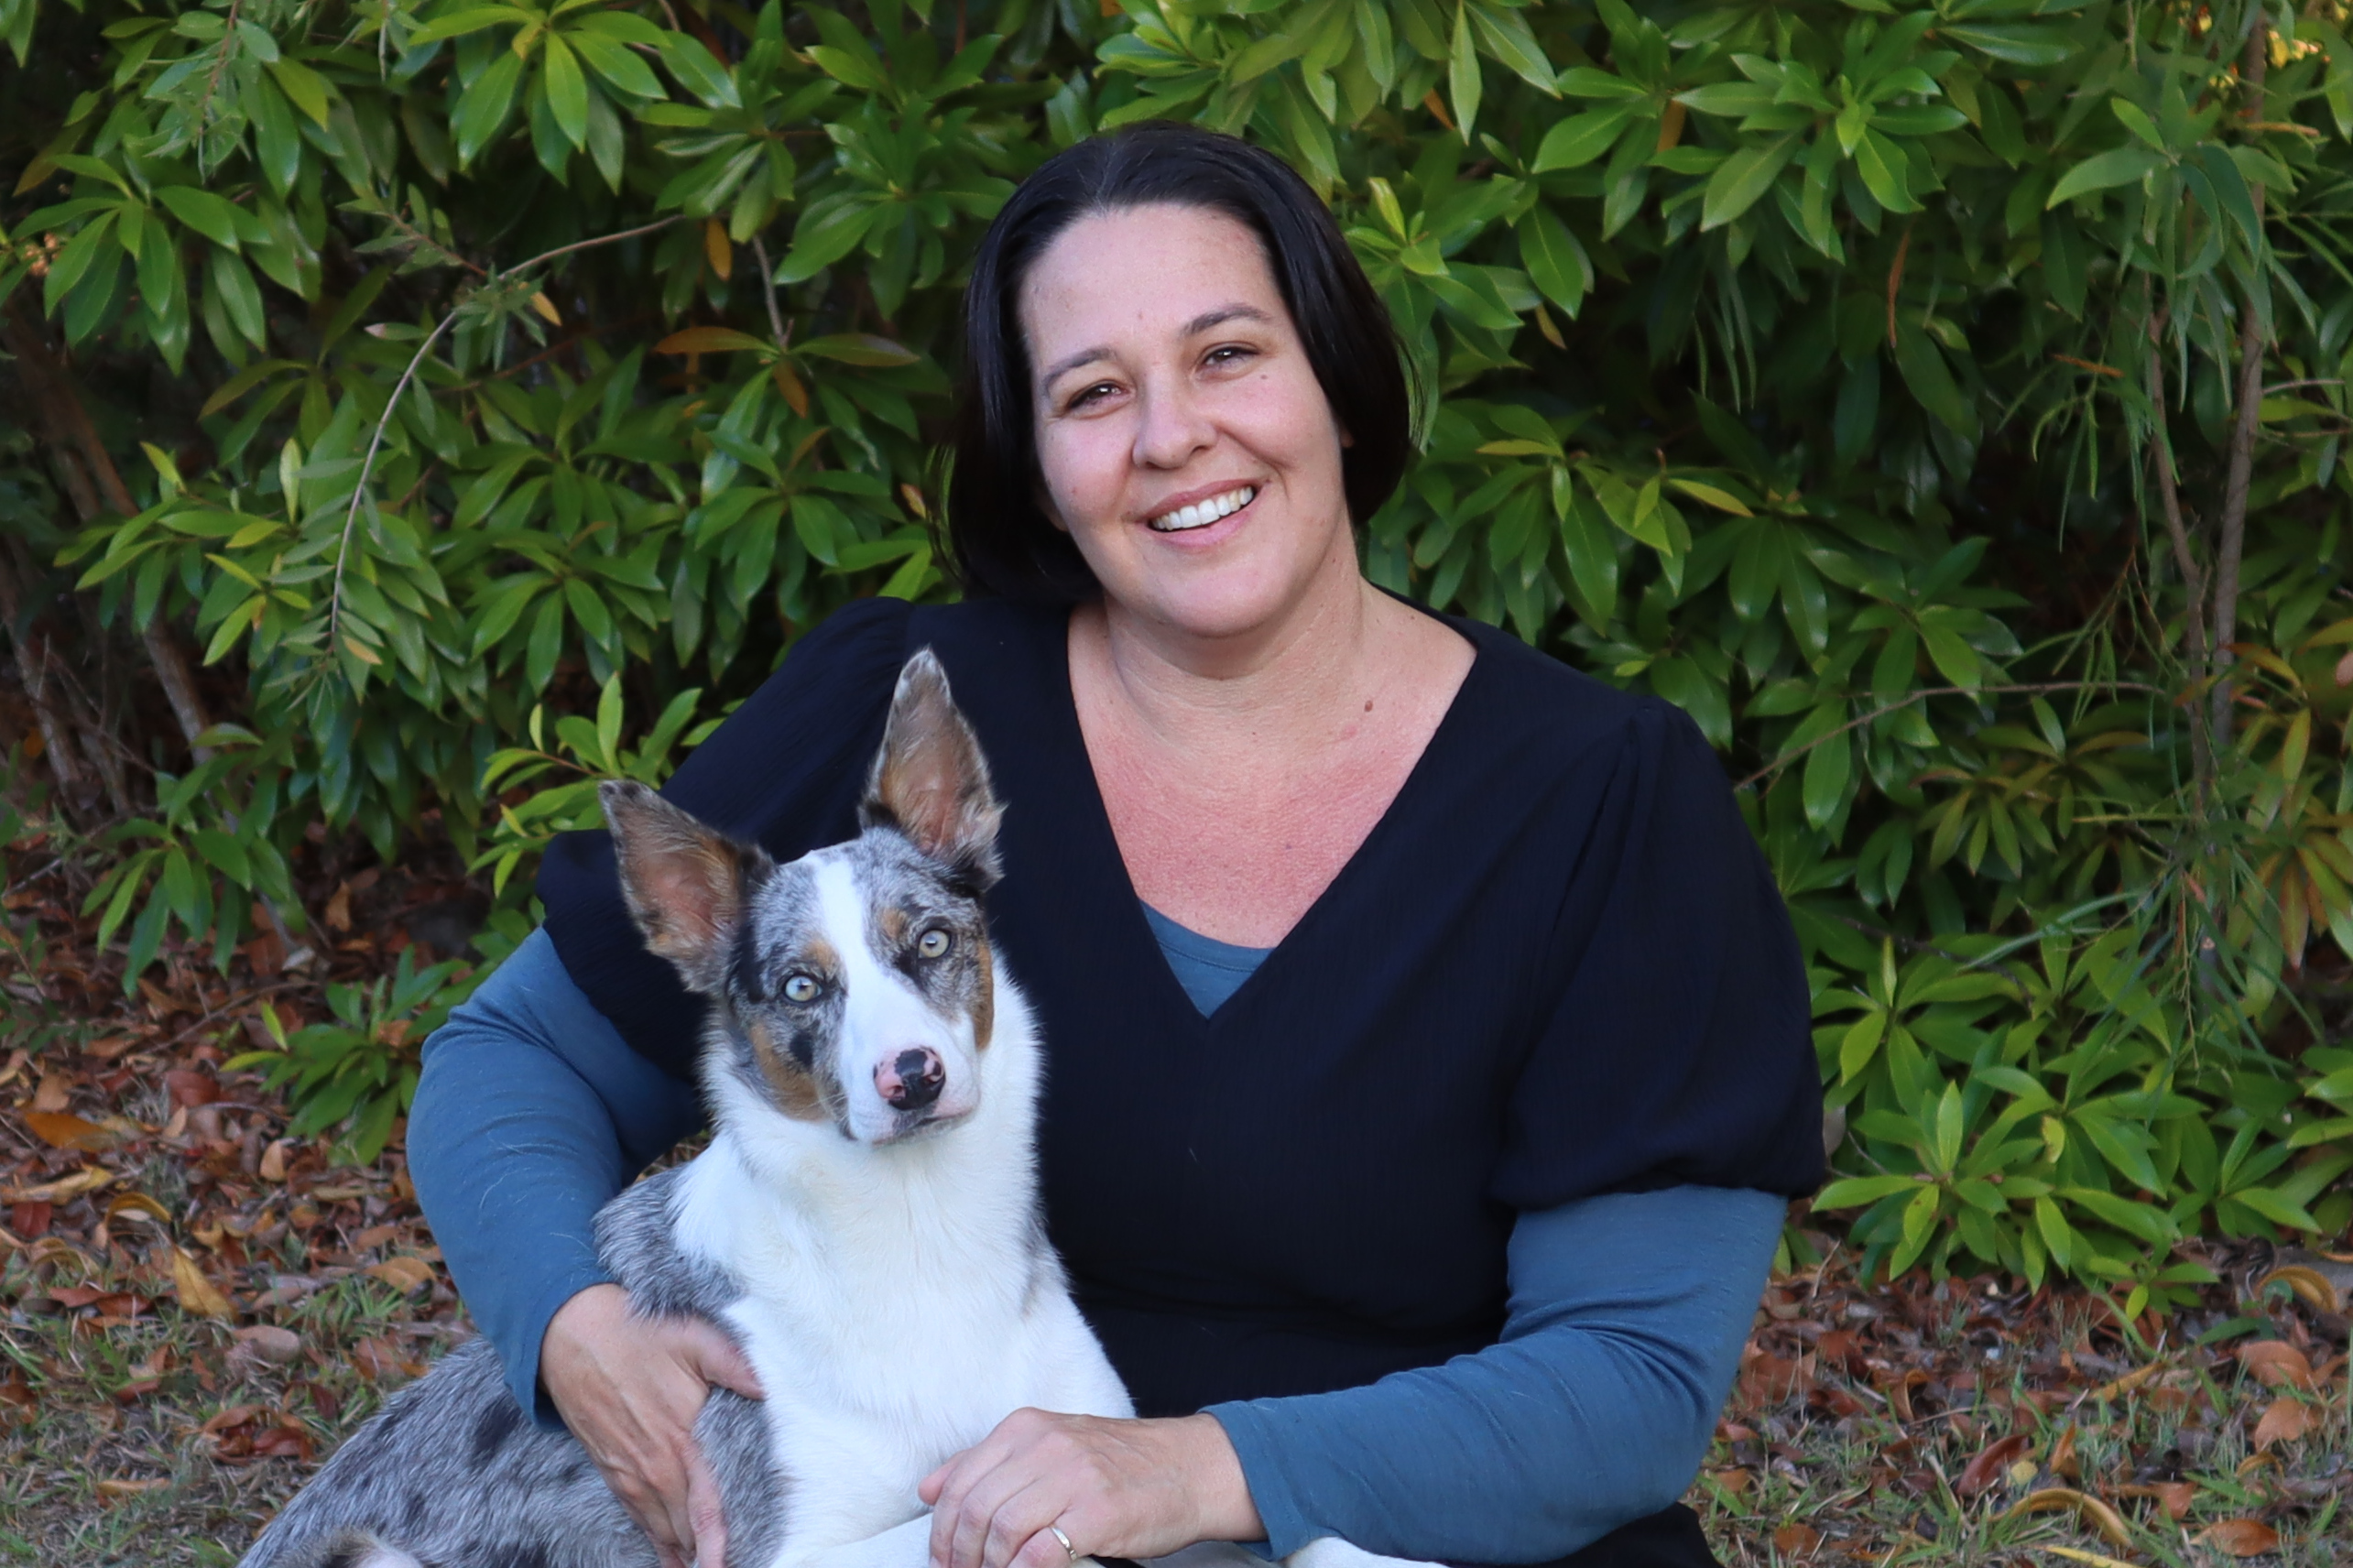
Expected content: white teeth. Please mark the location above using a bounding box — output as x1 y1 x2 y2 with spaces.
1148 486 1257 532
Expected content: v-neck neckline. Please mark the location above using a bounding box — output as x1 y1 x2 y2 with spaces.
1041 600 1492 1026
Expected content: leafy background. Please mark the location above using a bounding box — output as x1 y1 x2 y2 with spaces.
3 0 2352 1321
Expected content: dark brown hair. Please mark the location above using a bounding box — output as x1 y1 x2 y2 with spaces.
946 122 1412 603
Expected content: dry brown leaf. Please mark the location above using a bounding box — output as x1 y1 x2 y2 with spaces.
2236 1341 2315 1391
2252 1397 2313 1449
1772 1522 1822 1558
227 1324 301 1366
2036 1548 2140 1568
31 1072 71 1113
2049 1424 2080 1481
257 1138 289 1181
103 1192 171 1225
2252 1265 2342 1315
163 1068 218 1109
169 1247 235 1320
365 1256 433 1295
94 1477 170 1500
2086 1358 2167 1404
2195 1519 2280 1557
2003 1488 2132 1549
1959 1432 2034 1497
1708 1467 1753 1496
1 1166 115 1203
324 881 352 932
2117 1482 2194 1521
308 1183 370 1202
23 1109 116 1151
200 1403 259 1435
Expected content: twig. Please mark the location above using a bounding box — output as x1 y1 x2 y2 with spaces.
750 234 789 348
2211 14 2272 746
2144 297 2212 790
151 978 316 1055
1886 223 1913 349
1732 681 2165 791
326 216 686 656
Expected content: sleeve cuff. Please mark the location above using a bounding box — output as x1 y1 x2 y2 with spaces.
1204 1403 1310 1560
514 1265 620 1431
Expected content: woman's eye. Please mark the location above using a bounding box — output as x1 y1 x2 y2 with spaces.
918 930 953 960
1068 382 1117 410
783 974 821 1004
1205 344 1255 369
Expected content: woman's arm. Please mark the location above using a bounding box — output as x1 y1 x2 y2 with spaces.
409 927 704 1421
921 1186 1781 1568
1207 1185 1783 1563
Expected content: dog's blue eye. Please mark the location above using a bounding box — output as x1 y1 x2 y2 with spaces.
783 974 821 1003
918 930 952 959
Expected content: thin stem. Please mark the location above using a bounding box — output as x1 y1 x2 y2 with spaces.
751 234 788 347
324 216 687 659
2210 11 2271 746
1732 681 2166 792
2144 299 2212 790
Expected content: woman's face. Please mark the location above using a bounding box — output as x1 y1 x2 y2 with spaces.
1019 202 1356 644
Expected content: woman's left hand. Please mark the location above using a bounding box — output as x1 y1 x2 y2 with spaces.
919 1410 1263 1568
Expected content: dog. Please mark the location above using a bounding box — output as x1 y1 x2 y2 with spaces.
240 648 1134 1568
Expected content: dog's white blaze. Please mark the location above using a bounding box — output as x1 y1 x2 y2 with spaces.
669 916 1131 1568
808 855 984 1142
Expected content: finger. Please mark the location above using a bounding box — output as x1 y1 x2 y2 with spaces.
1012 1523 1081 1568
685 1443 731 1568
680 1320 767 1401
944 1456 1033 1568
978 1481 1067 1568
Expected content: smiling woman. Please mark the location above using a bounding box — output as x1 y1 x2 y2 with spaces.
410 121 1824 1568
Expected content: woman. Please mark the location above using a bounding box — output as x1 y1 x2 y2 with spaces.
410 123 1823 1568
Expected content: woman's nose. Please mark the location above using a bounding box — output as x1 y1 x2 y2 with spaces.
1131 379 1215 470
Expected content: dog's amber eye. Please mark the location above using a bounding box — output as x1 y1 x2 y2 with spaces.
783 974 821 1003
917 929 952 960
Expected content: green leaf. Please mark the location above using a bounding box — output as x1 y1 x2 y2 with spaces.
454 49 525 167
1814 1174 1923 1209
2046 146 2162 207
404 6 529 47
1465 0 1555 94
1891 322 1978 440
1534 104 1638 169
156 186 245 251
569 30 664 100
1448 0 1481 140
542 34 590 151
265 57 333 127
1701 133 1800 231
1517 205 1589 317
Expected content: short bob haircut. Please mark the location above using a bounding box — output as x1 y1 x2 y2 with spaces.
947 122 1411 604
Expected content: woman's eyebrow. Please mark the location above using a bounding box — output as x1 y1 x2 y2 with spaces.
1036 304 1276 397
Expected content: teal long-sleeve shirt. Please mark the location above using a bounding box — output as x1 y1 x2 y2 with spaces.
409 930 1781 1563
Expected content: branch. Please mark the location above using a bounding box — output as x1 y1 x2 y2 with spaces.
1733 680 2165 792
2211 13 2271 746
2143 298 2212 789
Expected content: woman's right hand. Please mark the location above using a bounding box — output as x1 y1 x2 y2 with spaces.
541 1282 768 1568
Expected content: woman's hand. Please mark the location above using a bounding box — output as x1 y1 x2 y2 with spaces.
920 1410 1262 1568
540 1282 767 1568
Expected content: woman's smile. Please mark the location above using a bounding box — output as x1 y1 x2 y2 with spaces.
1143 483 1260 535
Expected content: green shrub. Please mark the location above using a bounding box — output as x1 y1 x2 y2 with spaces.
3 0 2350 1290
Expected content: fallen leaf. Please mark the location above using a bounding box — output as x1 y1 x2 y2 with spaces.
170 1247 235 1320
227 1324 301 1366
2237 1341 2315 1391
104 1192 171 1225
353 1222 400 1251
85 1032 144 1060
1 1166 114 1205
2003 1488 2131 1549
2253 1265 2342 1315
258 1139 289 1181
324 881 352 932
1708 1467 1753 1496
163 1068 219 1108
94 1477 170 1500
1959 1432 2033 1497
23 1110 116 1151
2195 1519 2280 1557
307 1183 370 1202
1739 1348 1814 1409
31 1072 71 1113
350 1335 424 1381
2036 1548 2140 1568
1772 1522 1822 1557
365 1256 433 1294
2049 1424 2080 1481
2252 1397 2312 1449
2086 1358 2167 1404
201 1403 259 1435
2117 1482 2194 1521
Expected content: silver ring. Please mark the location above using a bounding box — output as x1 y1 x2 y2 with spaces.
1047 1526 1079 1565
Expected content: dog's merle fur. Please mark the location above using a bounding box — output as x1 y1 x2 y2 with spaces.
239 649 1128 1568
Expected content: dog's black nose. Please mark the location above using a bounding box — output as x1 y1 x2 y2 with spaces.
877 1047 945 1111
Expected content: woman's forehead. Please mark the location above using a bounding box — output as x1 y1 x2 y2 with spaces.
1019 203 1287 354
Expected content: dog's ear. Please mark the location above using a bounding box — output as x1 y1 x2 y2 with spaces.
861 648 1003 887
601 780 770 989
